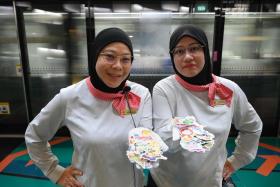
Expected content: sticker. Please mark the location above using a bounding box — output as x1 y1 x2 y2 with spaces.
0 102 10 115
127 127 168 169
173 116 215 153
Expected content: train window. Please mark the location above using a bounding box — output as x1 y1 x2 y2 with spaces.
22 4 88 117
95 11 215 76
0 3 29 133
222 13 280 136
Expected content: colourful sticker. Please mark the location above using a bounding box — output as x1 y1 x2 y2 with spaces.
127 127 168 169
173 116 215 153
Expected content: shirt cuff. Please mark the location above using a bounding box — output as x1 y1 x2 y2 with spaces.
47 165 65 183
227 155 243 171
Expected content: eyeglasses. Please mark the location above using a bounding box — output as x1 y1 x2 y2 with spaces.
171 43 204 58
99 52 133 64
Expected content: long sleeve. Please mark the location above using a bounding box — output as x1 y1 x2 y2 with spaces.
152 84 180 152
227 84 263 170
138 88 153 130
25 91 66 183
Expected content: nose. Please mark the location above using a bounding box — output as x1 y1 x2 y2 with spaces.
182 51 194 61
112 57 123 70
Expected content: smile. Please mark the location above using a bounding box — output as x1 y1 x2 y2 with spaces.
108 73 122 77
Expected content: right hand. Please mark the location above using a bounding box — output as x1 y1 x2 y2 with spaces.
222 160 235 180
57 166 84 187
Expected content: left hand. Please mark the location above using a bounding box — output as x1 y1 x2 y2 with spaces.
222 160 235 180
57 166 84 187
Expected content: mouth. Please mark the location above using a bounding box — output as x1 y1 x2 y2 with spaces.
108 73 122 77
108 73 122 78
183 64 196 68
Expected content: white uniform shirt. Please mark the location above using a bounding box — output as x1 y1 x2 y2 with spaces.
151 75 262 187
25 79 152 187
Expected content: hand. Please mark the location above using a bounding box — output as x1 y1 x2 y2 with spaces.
222 160 235 180
57 166 84 187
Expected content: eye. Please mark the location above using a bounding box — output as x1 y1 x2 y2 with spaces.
104 53 115 61
174 48 185 55
188 45 203 53
189 46 199 53
121 56 131 63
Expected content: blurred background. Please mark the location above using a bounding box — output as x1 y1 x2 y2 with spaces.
0 0 279 137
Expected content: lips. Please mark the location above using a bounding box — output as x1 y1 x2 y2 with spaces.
108 73 122 77
183 64 196 68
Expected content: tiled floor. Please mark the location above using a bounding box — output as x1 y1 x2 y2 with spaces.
0 137 279 187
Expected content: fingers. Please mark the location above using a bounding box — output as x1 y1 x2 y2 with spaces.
58 166 84 187
222 161 234 180
67 176 84 187
223 170 231 180
72 168 83 177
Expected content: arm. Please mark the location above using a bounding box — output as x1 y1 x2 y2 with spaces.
152 84 180 152
227 84 263 171
25 92 66 183
138 88 153 130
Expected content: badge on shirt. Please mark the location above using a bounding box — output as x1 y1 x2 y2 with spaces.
213 99 227 106
124 107 138 115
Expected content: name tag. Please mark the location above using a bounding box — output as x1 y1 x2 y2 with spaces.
213 99 226 106
124 108 137 115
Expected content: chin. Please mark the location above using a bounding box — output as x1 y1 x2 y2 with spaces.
107 82 122 88
181 71 199 78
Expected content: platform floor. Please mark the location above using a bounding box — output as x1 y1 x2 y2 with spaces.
0 137 279 187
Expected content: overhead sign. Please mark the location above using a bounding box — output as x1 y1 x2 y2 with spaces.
195 2 208 12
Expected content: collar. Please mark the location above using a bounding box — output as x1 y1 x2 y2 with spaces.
175 74 233 107
86 77 141 117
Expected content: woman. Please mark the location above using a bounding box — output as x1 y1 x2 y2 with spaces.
25 28 152 187
150 25 262 187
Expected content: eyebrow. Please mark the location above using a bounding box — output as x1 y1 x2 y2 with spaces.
175 42 200 48
101 49 131 56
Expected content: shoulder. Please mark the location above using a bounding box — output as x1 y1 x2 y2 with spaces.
216 76 246 99
155 75 175 86
126 80 151 98
60 78 88 98
216 76 240 91
153 75 179 93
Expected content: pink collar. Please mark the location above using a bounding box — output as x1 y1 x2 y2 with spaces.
86 77 141 117
175 74 233 107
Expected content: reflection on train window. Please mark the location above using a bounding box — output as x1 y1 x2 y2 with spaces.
222 13 280 136
23 5 88 117
0 5 28 133
24 7 88 75
94 11 215 75
222 13 280 75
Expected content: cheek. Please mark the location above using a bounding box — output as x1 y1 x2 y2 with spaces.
198 57 205 70
124 65 132 75
174 61 183 72
95 61 105 77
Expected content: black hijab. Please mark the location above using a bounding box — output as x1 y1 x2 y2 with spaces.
169 25 212 85
89 28 134 93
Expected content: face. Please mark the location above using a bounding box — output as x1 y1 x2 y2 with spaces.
96 42 132 88
172 36 205 77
